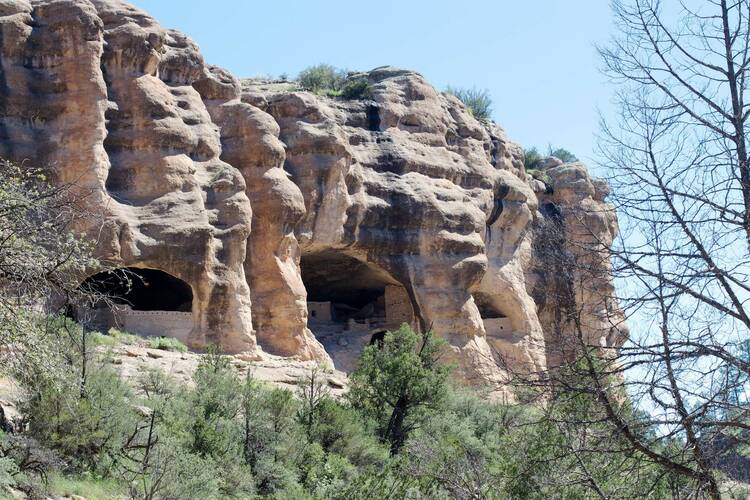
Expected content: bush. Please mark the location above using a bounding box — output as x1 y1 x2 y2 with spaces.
4 315 689 498
24 362 136 472
17 320 136 473
524 147 544 170
524 145 578 170
89 328 142 348
298 64 346 94
0 456 17 490
547 147 577 163
126 436 222 500
340 78 372 99
0 160 99 380
0 430 64 499
306 398 387 469
297 64 372 100
445 86 493 121
348 324 450 455
147 336 188 352
48 474 125 500
188 352 243 459
106 328 142 345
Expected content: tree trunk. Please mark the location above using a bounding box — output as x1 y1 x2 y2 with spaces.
386 396 408 455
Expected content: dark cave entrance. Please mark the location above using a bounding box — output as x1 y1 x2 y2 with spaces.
473 292 506 319
300 250 414 373
300 251 415 372
366 104 381 131
301 251 391 324
80 267 193 312
473 292 512 337
75 267 195 341
369 329 387 348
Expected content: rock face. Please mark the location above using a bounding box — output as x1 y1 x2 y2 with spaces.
0 0 626 396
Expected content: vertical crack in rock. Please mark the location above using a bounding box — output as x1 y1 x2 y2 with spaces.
486 183 510 243
366 103 381 131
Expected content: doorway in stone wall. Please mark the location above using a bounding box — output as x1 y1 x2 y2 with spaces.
473 291 512 338
77 267 194 342
300 250 414 372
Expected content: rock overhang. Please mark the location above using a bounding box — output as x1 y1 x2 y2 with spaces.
0 0 626 398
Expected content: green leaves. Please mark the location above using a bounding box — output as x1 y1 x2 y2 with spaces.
298 64 347 94
297 64 372 100
445 86 493 121
348 324 450 454
524 145 578 170
0 160 99 379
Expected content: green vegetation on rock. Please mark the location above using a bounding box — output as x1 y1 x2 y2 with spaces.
445 86 493 121
148 336 188 352
297 64 372 99
524 145 578 170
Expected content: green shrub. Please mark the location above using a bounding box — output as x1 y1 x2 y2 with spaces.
24 362 136 472
524 145 578 170
89 328 143 348
48 474 126 500
89 331 117 348
297 443 356 498
298 64 346 94
126 436 222 500
0 456 17 490
306 398 387 468
15 319 135 473
524 147 544 170
107 328 142 345
445 86 493 121
547 146 577 163
6 315 690 498
188 353 243 459
340 78 372 99
148 336 188 352
298 64 372 100
348 324 450 455
0 432 61 497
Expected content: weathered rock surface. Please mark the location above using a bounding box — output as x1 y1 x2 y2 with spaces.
99 345 349 397
0 0 626 397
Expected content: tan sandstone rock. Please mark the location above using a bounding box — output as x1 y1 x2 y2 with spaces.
0 0 625 397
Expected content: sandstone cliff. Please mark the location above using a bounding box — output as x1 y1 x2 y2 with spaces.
0 0 626 396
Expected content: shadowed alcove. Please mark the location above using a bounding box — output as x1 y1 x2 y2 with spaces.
80 267 193 312
300 250 415 372
77 267 194 342
473 291 512 338
301 251 394 323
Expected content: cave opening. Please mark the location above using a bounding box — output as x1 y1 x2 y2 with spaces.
300 250 415 372
301 251 391 324
369 329 387 348
80 267 193 312
474 292 506 319
473 292 512 337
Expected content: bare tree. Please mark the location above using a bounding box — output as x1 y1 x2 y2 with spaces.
296 367 331 441
514 1 750 498
0 159 117 385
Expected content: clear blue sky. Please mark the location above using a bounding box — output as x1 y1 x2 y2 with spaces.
130 0 615 171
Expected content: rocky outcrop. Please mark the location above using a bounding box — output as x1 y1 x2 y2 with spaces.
0 0 256 352
0 0 626 396
527 159 626 367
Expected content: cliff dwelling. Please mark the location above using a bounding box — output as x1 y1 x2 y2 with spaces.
474 292 513 338
300 251 414 372
78 268 194 343
0 0 628 394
